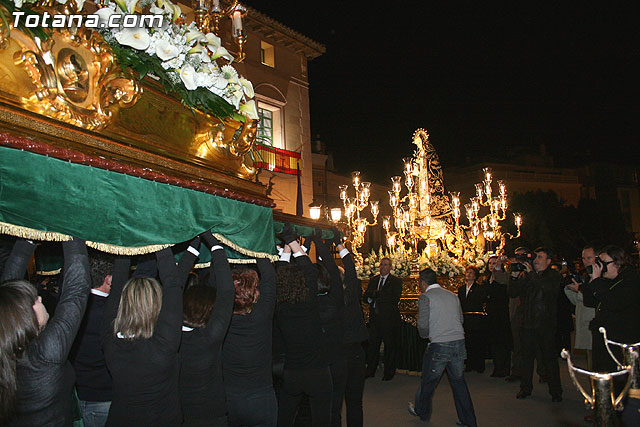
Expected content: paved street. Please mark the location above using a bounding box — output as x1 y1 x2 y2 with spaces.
360 355 593 426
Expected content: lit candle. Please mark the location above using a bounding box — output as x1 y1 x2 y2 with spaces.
330 208 342 222
309 206 321 220
232 10 243 36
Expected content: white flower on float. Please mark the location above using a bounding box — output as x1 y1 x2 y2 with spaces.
211 46 233 62
187 44 204 55
155 39 180 61
116 27 151 50
220 65 238 82
239 100 258 120
13 0 23 8
179 64 197 90
161 53 184 70
94 5 119 26
204 33 221 49
239 77 254 98
125 0 139 13
186 28 205 43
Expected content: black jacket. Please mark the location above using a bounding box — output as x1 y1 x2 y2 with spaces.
4 239 90 427
457 282 488 331
341 250 368 344
581 267 640 344
363 273 402 322
508 268 563 331
179 245 234 423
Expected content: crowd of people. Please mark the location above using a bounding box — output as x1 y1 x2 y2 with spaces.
409 244 640 426
0 225 372 427
1 227 639 426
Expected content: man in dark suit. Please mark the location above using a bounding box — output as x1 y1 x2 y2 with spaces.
457 266 488 373
363 257 403 380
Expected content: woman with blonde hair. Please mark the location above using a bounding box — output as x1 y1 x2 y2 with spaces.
102 236 199 426
0 238 90 426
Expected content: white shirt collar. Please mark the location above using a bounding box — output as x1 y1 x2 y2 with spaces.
426 283 441 292
91 288 109 297
380 273 389 280
182 326 194 332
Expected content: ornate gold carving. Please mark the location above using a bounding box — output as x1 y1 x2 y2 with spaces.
8 3 141 130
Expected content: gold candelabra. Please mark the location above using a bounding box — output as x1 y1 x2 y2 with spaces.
382 130 454 265
193 0 247 62
338 171 379 265
454 167 522 255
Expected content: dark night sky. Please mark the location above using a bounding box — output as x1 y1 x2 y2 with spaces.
243 2 640 184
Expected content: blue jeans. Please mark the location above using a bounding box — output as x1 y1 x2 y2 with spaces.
414 340 477 427
79 400 111 427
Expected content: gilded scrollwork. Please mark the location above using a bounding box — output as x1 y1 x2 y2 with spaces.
8 3 141 130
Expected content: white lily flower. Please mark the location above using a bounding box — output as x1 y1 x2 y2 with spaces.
204 33 221 49
14 0 23 8
239 77 254 98
180 64 197 90
187 44 204 55
116 27 151 50
75 0 85 11
239 100 258 120
213 76 229 90
150 4 163 15
125 0 138 13
186 28 205 43
211 46 233 62
155 39 180 61
94 6 119 27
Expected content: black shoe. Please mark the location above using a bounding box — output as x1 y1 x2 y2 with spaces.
516 391 531 399
476 369 485 374
382 375 394 381
365 372 375 379
505 375 521 383
464 366 473 372
491 372 508 378
539 376 548 384
551 396 562 403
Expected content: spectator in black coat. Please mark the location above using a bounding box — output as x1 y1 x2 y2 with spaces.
1 238 90 426
70 251 115 427
485 256 512 377
581 245 640 373
457 266 488 373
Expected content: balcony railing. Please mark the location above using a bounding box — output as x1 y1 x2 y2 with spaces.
253 144 301 175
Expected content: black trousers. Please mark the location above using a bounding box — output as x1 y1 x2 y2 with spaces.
340 343 366 427
366 315 399 378
520 328 561 397
492 342 511 376
464 327 486 372
278 366 333 427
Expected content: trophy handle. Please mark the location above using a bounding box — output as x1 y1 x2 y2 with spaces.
599 327 640 369
614 350 637 409
561 350 595 408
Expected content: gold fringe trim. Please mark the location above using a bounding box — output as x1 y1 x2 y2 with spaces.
195 258 258 269
36 268 61 276
0 221 72 242
0 222 276 259
213 233 278 262
85 241 171 256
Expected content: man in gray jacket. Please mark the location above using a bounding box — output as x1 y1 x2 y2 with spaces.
408 268 477 427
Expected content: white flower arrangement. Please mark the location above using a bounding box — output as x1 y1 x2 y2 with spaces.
355 247 411 279
10 0 257 121
418 250 465 277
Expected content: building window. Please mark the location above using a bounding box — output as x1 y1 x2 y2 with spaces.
261 41 274 67
257 102 283 149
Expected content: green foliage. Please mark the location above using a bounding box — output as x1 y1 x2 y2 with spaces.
0 0 50 41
